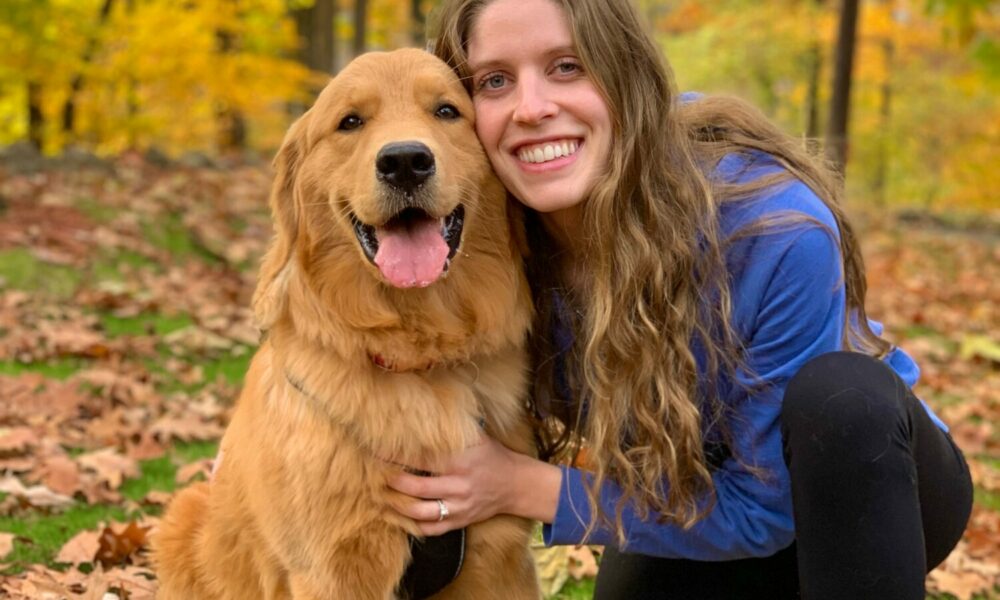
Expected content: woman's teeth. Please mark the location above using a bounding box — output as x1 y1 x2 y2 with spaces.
517 140 578 164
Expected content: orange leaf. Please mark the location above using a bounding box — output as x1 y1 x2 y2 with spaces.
96 521 151 568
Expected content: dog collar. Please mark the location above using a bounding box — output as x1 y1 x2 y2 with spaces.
369 352 438 372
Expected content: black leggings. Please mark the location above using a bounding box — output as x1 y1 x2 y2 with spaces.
593 351 973 600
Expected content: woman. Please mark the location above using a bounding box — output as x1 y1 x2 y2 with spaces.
388 0 973 597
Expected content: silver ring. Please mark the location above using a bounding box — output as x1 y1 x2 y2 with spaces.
436 499 449 522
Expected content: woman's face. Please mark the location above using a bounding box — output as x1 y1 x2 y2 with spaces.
466 0 612 217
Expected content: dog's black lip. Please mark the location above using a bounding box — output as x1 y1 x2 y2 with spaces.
350 213 380 263
350 204 465 267
442 204 465 262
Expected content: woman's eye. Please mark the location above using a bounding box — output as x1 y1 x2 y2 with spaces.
435 104 460 119
478 73 507 91
555 61 581 75
338 115 363 131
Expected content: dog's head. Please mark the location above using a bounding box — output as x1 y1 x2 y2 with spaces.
253 49 523 342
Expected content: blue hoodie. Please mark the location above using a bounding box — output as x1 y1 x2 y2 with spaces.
541 149 947 560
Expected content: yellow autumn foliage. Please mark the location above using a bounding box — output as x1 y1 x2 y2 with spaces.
0 0 996 211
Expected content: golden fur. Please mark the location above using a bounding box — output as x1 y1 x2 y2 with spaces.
153 48 539 600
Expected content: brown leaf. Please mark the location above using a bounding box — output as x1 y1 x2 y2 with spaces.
126 432 167 462
142 490 173 506
56 529 101 565
152 414 224 443
0 531 15 559
929 568 993 600
927 540 1000 600
0 475 75 509
38 454 82 496
78 448 140 490
176 458 213 484
566 545 600 580
97 565 158 600
0 427 39 455
96 521 151 568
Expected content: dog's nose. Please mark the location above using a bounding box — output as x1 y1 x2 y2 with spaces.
376 142 436 193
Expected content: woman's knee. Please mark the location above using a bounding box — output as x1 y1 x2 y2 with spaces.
781 351 912 451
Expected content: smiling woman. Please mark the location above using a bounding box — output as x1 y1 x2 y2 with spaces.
383 0 978 598
465 0 612 240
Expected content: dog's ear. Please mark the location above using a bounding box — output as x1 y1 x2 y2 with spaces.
252 114 309 331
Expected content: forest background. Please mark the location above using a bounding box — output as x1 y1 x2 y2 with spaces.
0 0 997 599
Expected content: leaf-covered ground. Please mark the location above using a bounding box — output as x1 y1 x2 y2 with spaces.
0 154 996 599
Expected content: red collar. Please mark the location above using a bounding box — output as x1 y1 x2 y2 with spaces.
370 352 439 372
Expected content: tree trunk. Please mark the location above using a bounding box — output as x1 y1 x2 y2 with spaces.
412 0 425 48
27 81 44 151
216 4 246 152
290 0 337 116
62 0 115 139
311 0 336 74
353 0 367 57
825 0 860 171
804 0 824 152
873 37 894 206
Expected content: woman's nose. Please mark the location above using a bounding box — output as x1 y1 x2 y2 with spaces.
512 78 557 125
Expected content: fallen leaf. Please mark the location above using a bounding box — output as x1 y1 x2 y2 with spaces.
56 529 101 565
37 454 82 496
531 545 571 596
566 545 600 580
0 475 75 509
78 448 140 490
151 414 224 442
0 532 15 559
0 427 39 455
97 521 151 568
959 334 1000 364
176 458 213 484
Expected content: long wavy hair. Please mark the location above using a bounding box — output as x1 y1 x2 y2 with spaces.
431 0 889 541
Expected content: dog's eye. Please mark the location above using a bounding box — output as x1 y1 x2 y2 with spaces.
338 115 364 131
435 104 460 120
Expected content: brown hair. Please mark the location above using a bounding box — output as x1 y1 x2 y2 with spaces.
431 0 888 542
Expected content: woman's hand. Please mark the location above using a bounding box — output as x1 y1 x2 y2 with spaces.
386 435 562 537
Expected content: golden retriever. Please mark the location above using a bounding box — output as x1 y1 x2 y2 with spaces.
153 48 539 600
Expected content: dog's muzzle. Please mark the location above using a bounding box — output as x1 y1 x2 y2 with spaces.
350 201 465 290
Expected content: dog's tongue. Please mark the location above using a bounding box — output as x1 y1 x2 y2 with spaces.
374 218 449 288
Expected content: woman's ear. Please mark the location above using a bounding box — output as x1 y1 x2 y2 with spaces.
252 114 309 331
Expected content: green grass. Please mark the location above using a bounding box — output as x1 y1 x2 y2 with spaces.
119 440 219 503
119 455 179 503
171 440 220 464
0 503 128 572
550 578 596 599
974 487 1000 512
0 357 92 380
0 440 219 574
141 213 219 263
99 312 194 338
91 249 159 282
201 350 253 386
76 197 119 224
979 455 1000 471
0 248 82 299
141 348 252 395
